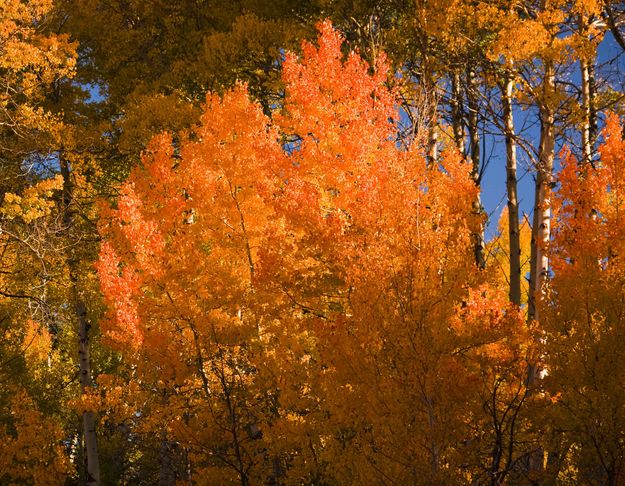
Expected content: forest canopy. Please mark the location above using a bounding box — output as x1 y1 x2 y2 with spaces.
2 1 625 484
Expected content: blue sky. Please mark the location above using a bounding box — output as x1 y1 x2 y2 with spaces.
81 29 623 243
480 31 624 240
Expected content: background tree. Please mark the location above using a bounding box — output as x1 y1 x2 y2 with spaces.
0 1 79 482
96 24 545 484
543 115 625 484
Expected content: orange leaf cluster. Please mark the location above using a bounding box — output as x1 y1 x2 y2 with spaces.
96 23 540 483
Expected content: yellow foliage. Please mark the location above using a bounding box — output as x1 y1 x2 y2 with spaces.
0 0 76 153
1 175 63 223
0 389 73 485
21 319 52 364
486 208 532 306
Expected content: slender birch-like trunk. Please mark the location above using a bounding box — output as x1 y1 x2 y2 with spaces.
60 157 100 485
467 68 485 269
580 13 597 166
528 63 555 327
502 74 522 306
580 57 593 165
426 94 439 166
527 63 556 402
523 64 556 482
77 297 100 485
451 70 465 154
421 60 439 166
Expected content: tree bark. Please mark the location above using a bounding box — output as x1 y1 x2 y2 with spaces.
60 157 101 485
451 70 465 155
421 61 439 167
580 12 598 166
427 100 439 166
603 0 625 54
528 63 555 392
580 58 593 166
467 68 486 269
77 298 101 486
502 75 522 306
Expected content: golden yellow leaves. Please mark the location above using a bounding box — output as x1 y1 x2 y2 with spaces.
490 16 552 65
0 0 76 154
116 93 200 158
538 115 625 483
21 319 52 364
486 208 532 305
0 0 76 74
1 175 63 223
0 390 73 485
92 22 544 483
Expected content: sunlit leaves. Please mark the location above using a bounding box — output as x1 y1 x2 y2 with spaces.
95 22 542 483
0 390 73 485
543 114 625 483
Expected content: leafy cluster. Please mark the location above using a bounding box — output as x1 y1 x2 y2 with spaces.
3 1 625 484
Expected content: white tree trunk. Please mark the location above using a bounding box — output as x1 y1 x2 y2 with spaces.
60 157 100 485
528 64 555 325
502 75 521 306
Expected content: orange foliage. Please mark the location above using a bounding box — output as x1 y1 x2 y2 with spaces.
0 390 73 485
543 114 625 482
96 22 539 483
